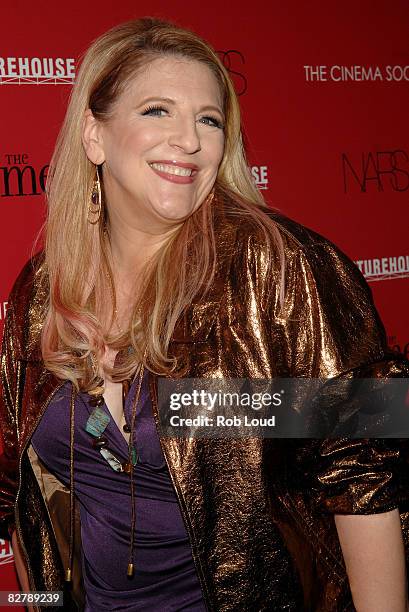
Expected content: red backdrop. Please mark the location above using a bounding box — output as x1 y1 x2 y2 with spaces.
1 0 408 598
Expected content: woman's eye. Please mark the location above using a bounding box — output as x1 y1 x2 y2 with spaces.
141 106 223 129
141 105 167 117
199 116 224 129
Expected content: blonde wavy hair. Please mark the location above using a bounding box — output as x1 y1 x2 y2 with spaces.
39 17 285 391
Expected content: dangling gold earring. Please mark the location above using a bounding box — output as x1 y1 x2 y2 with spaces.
88 164 102 225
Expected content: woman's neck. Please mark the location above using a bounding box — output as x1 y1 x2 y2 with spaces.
105 211 181 277
100 221 174 335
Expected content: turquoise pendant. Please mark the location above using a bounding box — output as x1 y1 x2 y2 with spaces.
85 398 139 474
85 406 110 438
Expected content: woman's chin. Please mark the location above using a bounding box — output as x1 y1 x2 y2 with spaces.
152 201 200 222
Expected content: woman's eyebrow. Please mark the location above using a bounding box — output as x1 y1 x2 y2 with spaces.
137 95 224 117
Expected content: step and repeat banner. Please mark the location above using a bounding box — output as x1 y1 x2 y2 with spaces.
1 0 408 596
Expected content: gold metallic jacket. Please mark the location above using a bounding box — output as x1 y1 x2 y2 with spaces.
1 205 409 612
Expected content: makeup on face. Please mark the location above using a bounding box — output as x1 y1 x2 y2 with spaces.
99 56 225 229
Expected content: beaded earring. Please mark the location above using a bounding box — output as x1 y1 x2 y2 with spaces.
87 164 102 225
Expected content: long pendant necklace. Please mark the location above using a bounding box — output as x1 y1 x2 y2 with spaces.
85 353 146 576
89 244 145 575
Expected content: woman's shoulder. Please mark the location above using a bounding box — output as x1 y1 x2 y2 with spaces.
222 204 374 312
228 205 362 277
232 205 349 261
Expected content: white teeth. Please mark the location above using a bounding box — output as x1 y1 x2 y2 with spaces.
149 162 193 177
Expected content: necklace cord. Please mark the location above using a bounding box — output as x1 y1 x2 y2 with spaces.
68 347 148 582
66 385 76 582
126 356 145 577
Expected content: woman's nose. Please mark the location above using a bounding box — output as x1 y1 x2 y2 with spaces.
168 118 201 154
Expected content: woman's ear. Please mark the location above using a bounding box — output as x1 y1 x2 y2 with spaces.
82 109 105 164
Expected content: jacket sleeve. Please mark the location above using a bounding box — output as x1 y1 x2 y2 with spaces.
273 238 409 515
0 298 24 540
0 257 35 541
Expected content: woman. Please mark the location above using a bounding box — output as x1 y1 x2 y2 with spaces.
1 16 409 612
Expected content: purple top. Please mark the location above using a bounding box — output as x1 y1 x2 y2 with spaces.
31 370 206 611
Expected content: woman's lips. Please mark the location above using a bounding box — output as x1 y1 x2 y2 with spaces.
148 161 198 184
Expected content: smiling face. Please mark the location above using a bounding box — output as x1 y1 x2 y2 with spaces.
85 56 225 234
